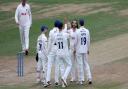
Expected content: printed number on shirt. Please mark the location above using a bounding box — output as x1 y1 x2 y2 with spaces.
39 40 42 51
81 37 86 45
39 43 42 51
58 42 63 49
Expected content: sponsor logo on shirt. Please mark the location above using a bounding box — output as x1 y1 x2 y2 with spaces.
71 37 75 39
21 13 27 15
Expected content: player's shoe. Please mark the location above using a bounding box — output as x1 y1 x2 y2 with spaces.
25 50 28 55
62 82 66 88
61 78 67 87
88 81 92 85
70 78 76 82
79 81 83 85
87 80 92 85
44 81 51 88
55 82 59 87
41 79 46 85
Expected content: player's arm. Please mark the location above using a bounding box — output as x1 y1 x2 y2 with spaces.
63 17 68 32
41 39 48 59
36 37 41 53
28 5 32 26
15 6 19 25
47 31 52 54
43 39 48 56
74 31 78 54
87 30 90 54
36 37 40 62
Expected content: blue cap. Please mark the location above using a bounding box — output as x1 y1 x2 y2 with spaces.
79 19 85 26
41 25 48 32
54 20 61 27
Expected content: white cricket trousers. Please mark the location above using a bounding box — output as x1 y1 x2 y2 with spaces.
37 54 47 80
56 54 72 81
46 53 59 83
70 50 77 81
19 25 30 51
83 54 92 81
76 53 92 81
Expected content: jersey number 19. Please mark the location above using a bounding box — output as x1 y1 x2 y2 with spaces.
81 37 86 45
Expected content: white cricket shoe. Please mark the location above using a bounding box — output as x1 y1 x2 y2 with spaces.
70 78 76 82
61 78 67 87
62 82 66 88
44 81 51 88
79 81 83 85
41 79 46 85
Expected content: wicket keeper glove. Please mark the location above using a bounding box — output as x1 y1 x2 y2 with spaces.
36 53 38 62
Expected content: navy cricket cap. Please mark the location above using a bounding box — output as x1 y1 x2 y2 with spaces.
54 20 61 27
79 19 85 26
58 21 63 29
41 25 48 32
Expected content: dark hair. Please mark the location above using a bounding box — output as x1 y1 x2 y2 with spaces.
54 20 60 27
41 25 48 32
71 20 78 28
58 21 63 29
79 19 84 26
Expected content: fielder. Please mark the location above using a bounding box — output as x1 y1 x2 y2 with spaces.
53 21 72 88
45 20 61 87
15 0 32 55
75 19 92 85
68 20 78 82
36 25 48 84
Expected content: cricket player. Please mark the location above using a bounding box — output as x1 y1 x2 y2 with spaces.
75 19 92 85
53 21 72 88
15 0 32 55
45 20 60 87
36 25 48 84
69 20 78 82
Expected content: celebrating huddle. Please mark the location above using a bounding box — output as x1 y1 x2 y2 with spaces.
14 0 92 88
36 19 92 88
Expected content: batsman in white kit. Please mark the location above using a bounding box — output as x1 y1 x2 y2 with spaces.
54 21 72 87
36 25 48 84
75 19 92 85
15 0 32 55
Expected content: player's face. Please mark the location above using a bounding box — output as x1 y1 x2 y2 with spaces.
72 21 77 28
21 0 26 6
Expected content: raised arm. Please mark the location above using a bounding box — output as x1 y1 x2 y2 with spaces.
15 6 19 25
28 5 32 26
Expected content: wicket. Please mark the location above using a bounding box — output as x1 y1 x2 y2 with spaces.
17 52 24 77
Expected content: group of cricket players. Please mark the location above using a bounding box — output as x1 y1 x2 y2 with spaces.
36 19 92 88
15 0 92 88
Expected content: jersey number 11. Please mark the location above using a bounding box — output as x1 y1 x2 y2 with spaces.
58 42 63 49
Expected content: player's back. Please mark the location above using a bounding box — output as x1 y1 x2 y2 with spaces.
37 33 47 54
48 27 59 53
54 31 69 56
76 27 89 54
